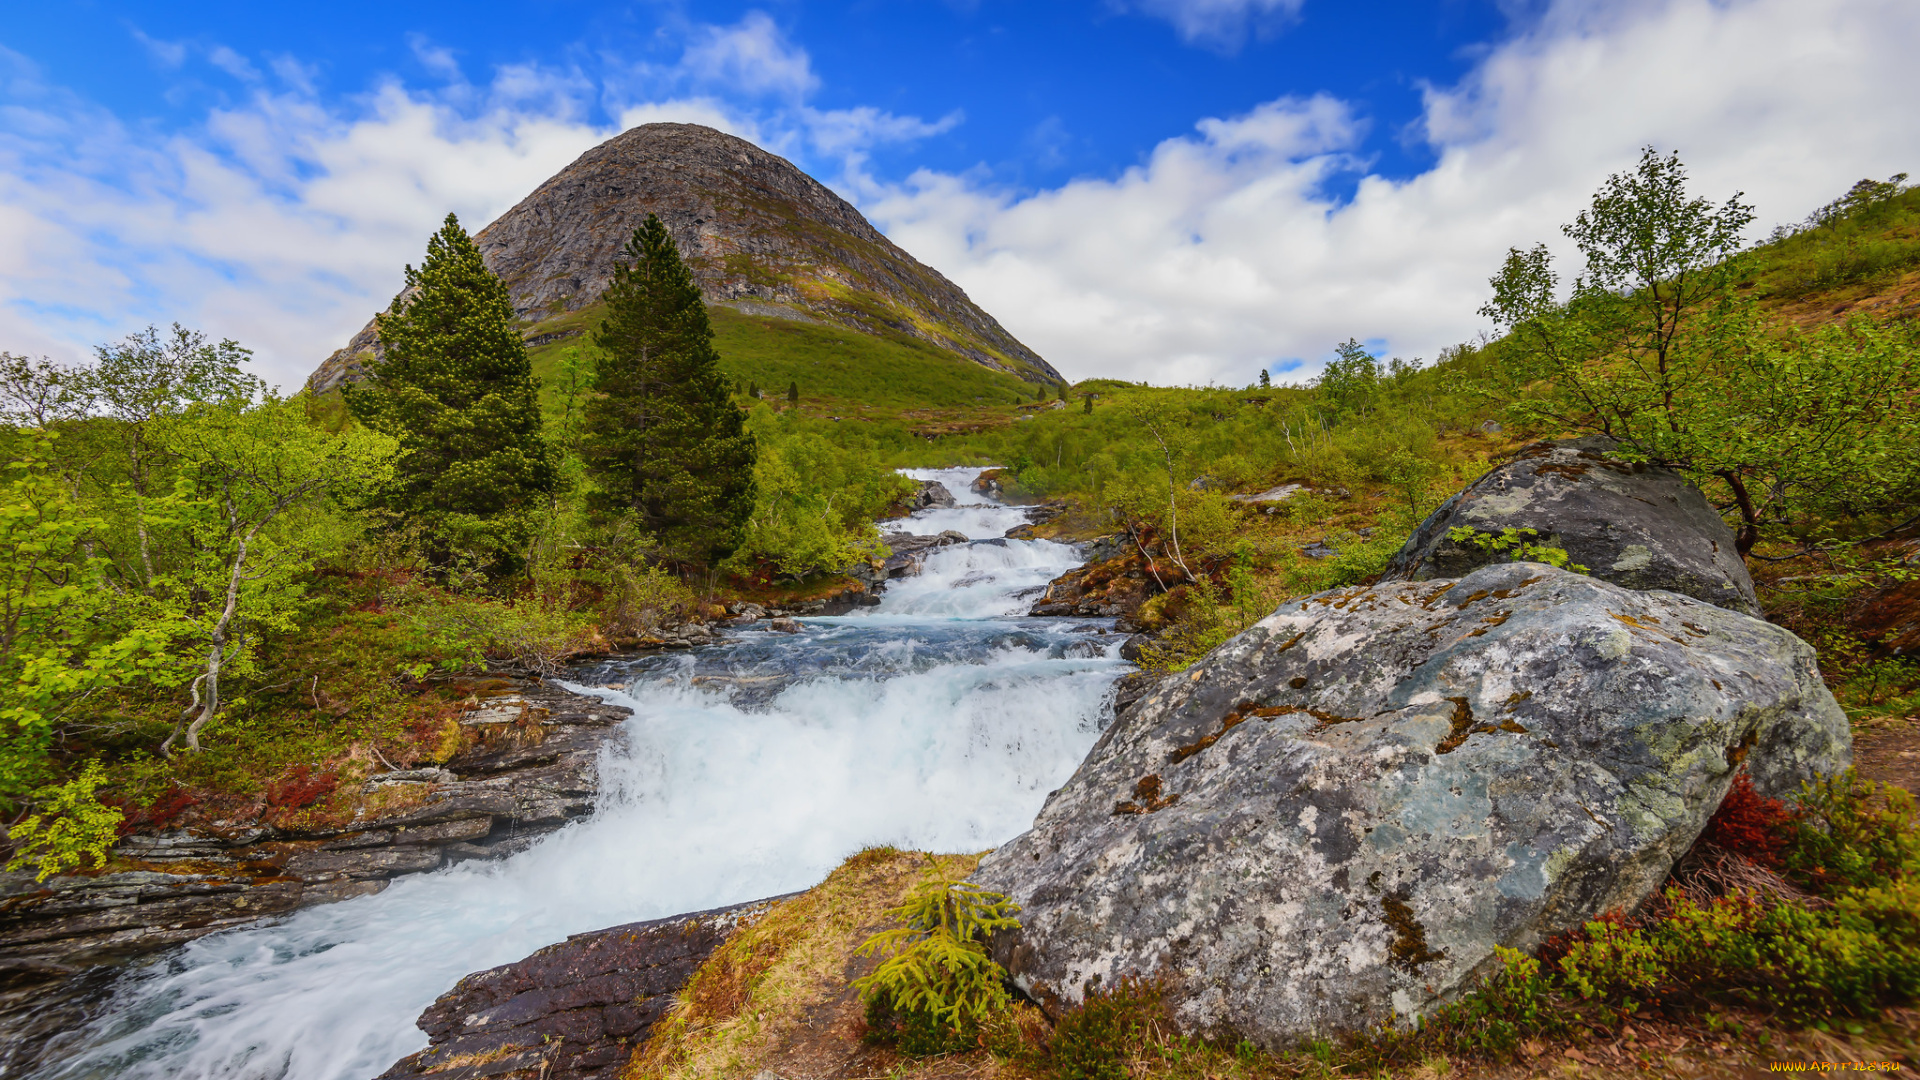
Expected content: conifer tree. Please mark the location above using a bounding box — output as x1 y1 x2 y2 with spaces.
347 213 556 574
582 214 755 565
787 380 799 407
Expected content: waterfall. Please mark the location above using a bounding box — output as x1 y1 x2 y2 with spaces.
41 469 1125 1080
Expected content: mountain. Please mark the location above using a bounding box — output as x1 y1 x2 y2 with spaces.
307 123 1060 394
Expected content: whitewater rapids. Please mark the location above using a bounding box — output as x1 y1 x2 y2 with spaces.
41 468 1126 1080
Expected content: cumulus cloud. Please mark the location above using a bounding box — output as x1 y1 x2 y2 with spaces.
0 15 951 390
1117 0 1307 51
869 0 1920 385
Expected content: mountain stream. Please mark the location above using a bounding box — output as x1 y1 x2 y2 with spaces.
41 468 1128 1080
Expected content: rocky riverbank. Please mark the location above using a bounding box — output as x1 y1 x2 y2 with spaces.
0 678 633 1074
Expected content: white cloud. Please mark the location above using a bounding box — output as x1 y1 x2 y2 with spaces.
680 12 819 100
1118 0 1307 51
3 0 1912 392
867 0 1920 386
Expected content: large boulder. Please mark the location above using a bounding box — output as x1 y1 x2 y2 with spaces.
973 561 1848 1045
1381 437 1759 614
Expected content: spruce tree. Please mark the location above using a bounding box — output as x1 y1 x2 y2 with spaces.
582 214 755 565
346 213 555 573
787 380 799 406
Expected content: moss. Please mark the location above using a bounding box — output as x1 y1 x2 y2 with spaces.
1383 890 1448 972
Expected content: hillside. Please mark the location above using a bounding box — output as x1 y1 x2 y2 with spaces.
307 123 1059 396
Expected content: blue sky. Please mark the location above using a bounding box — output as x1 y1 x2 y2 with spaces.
2 0 1916 388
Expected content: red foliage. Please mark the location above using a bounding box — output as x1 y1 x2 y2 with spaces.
113 786 199 837
265 765 338 810
1701 773 1796 867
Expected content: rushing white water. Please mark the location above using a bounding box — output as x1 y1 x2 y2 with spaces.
42 468 1123 1080
890 467 1021 540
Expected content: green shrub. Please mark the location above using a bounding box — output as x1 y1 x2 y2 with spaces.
854 866 1021 1055
1044 976 1164 1080
5 760 125 881
1785 771 1920 891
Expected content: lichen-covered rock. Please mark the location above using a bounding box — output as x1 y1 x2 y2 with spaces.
1381 437 1758 614
973 562 1847 1045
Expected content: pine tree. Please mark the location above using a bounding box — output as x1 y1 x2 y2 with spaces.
346 213 555 574
787 380 799 407
582 214 755 566
1259 368 1272 390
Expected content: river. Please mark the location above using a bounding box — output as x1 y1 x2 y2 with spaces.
40 468 1127 1080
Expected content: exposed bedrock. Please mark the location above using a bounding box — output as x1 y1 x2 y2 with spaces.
1381 437 1760 615
377 897 785 1080
0 681 634 1071
973 561 1849 1046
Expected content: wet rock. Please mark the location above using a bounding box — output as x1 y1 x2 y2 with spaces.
1004 523 1038 540
767 617 804 633
1118 633 1154 663
877 530 970 580
975 562 1848 1045
377 896 788 1080
1030 544 1157 620
1381 437 1758 614
972 469 1007 500
1080 535 1129 564
906 479 957 511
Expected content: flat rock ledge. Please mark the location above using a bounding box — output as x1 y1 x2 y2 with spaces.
974 562 1849 1047
378 897 788 1080
0 680 632 1071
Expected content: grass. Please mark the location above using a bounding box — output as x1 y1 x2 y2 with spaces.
523 300 1045 413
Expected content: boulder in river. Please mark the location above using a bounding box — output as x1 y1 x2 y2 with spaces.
1381 437 1759 614
974 561 1848 1045
908 479 957 510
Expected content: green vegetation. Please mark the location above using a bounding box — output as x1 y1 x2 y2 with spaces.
584 214 756 566
854 865 1022 1055
347 213 555 575
1478 149 1920 554
1745 174 1920 300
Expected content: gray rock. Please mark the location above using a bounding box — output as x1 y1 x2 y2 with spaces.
1080 535 1129 564
1230 483 1305 505
974 561 1848 1045
377 896 790 1080
907 479 957 510
1381 437 1758 614
767 617 804 634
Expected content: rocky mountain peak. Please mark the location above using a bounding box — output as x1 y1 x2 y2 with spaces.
308 123 1058 392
